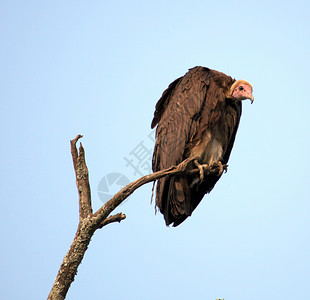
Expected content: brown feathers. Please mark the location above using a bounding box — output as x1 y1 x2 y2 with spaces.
152 66 248 226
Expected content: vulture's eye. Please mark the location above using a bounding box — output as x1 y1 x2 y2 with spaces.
239 86 244 91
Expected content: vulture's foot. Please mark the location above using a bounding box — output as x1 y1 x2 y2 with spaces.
216 161 224 176
194 160 204 182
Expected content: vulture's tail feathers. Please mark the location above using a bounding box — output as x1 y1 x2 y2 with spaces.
157 173 223 226
159 176 192 226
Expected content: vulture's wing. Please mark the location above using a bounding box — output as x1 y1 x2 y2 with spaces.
151 66 238 226
152 66 229 172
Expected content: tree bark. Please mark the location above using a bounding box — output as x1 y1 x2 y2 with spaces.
47 135 226 300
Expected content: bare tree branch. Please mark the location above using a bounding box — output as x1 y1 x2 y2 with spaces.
70 135 92 219
48 136 226 300
98 213 127 229
48 136 95 300
92 156 225 226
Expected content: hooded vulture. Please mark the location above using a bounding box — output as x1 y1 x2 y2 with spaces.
151 66 254 226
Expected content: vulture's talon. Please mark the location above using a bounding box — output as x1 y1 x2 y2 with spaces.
217 161 224 176
194 160 204 182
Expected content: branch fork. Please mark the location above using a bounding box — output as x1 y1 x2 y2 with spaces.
48 135 227 300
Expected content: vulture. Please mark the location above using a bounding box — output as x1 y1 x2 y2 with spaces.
151 66 254 226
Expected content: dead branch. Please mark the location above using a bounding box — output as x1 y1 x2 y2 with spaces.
47 136 226 300
98 212 127 229
70 135 92 219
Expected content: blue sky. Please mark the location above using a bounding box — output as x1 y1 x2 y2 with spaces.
1 1 310 299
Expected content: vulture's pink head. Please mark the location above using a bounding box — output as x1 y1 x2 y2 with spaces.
229 80 254 103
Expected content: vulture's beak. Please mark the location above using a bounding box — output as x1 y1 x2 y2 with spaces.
249 95 254 104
